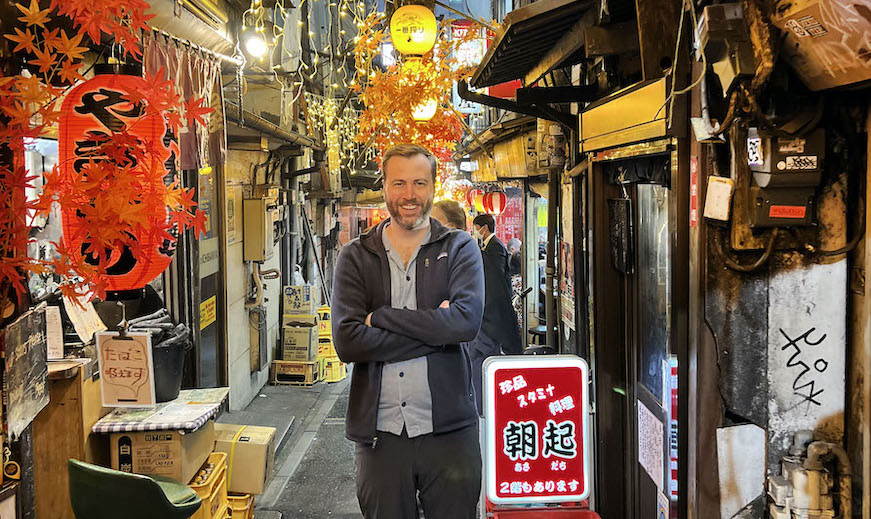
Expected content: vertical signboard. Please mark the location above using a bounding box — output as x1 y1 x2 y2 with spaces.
484 356 590 505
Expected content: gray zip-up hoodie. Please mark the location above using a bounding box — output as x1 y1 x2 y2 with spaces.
331 218 485 445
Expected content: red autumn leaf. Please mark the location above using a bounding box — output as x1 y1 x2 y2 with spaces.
184 96 213 127
189 209 208 239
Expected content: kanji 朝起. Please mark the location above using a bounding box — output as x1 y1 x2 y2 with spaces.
503 421 538 460
542 420 577 459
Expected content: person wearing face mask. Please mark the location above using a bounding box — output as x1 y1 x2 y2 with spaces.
332 144 485 519
466 214 523 411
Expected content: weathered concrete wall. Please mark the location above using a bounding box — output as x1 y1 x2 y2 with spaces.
705 244 769 428
767 255 846 466
706 171 850 503
224 150 280 411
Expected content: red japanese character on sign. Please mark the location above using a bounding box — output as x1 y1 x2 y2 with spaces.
484 356 590 505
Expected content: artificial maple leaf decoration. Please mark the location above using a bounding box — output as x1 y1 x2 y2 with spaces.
351 14 490 173
184 96 213 127
56 30 87 61
5 27 37 53
0 0 215 301
16 0 51 29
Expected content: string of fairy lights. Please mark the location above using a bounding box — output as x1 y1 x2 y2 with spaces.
240 0 366 87
239 0 481 183
304 92 377 175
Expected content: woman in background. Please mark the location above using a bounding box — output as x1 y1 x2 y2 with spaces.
432 199 467 231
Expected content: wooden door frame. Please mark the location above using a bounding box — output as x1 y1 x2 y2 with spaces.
585 137 690 519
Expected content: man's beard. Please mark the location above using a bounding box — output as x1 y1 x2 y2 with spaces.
386 196 434 230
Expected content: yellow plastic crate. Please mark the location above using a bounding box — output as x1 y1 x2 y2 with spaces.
270 358 325 386
324 357 346 383
317 338 337 359
317 306 332 338
227 493 254 519
189 452 229 519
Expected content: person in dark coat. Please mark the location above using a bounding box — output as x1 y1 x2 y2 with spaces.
466 214 523 412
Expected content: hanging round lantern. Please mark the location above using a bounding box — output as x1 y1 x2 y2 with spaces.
59 66 178 293
466 188 482 208
483 191 508 215
412 98 437 121
474 192 486 213
389 4 438 56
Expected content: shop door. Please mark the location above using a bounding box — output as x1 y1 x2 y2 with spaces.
196 166 226 387
630 183 674 518
588 145 684 519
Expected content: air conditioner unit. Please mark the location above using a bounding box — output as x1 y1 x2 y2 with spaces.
181 0 229 29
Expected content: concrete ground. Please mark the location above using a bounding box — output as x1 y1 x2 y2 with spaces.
242 374 359 519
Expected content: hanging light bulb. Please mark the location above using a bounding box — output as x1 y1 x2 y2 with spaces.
412 98 437 121
245 33 268 57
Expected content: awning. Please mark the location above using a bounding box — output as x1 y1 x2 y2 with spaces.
454 116 536 160
470 0 597 89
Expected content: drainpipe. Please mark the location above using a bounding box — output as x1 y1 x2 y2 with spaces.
546 166 559 350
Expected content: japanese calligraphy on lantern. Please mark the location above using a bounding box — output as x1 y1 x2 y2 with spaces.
97 332 156 407
484 356 590 505
59 72 179 292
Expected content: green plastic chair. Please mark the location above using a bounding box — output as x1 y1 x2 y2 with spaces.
68 459 202 519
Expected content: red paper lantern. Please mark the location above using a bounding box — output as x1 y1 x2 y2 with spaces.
59 70 178 292
483 191 508 215
466 188 482 208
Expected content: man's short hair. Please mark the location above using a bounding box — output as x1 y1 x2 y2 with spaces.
434 200 467 231
472 214 495 234
382 144 438 182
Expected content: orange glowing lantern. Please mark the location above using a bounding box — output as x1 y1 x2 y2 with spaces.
389 4 438 56
483 191 507 215
59 68 178 292
474 192 486 213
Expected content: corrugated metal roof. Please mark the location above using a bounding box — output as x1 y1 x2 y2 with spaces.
470 0 596 88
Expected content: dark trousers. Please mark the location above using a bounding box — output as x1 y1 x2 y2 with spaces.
467 333 500 415
355 424 481 519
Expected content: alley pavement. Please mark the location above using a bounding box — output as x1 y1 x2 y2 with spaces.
251 375 361 519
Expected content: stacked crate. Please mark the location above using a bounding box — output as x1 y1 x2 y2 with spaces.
271 286 323 386
317 305 346 383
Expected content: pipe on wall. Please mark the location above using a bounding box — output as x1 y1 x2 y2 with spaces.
225 102 325 152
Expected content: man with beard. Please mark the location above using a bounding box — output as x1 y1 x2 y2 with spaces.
332 144 485 518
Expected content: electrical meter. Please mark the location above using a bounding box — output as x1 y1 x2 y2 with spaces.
746 128 824 227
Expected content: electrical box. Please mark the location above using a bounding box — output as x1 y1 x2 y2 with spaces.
746 128 824 227
697 4 754 95
243 198 274 262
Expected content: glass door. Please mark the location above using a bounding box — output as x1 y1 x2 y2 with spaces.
633 183 674 518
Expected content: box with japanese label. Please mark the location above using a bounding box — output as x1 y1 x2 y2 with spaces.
109 419 216 484
282 326 318 361
283 285 318 315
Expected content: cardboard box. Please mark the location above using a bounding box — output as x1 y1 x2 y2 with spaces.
281 313 318 328
213 424 276 495
283 326 318 361
283 285 318 315
110 420 216 484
